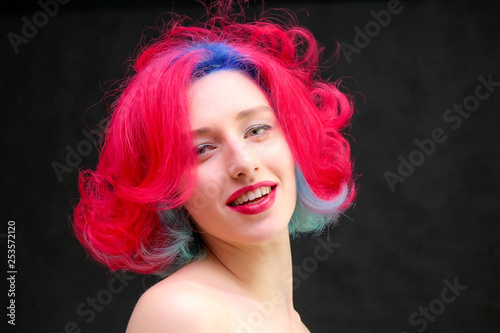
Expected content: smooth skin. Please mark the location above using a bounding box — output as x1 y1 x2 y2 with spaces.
126 70 309 333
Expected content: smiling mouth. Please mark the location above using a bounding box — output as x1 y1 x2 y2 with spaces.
228 186 276 206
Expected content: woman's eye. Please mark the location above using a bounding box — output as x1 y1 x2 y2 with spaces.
245 124 272 138
196 144 213 156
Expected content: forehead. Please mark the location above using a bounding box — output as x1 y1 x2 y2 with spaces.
188 70 272 129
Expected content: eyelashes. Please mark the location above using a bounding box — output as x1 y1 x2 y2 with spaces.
196 143 214 156
195 124 273 157
244 124 272 138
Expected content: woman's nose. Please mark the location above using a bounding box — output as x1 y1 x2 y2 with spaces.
226 139 259 179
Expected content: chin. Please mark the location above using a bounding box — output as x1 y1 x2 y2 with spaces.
235 215 292 245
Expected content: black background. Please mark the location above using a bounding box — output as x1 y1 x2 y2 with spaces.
1 0 499 332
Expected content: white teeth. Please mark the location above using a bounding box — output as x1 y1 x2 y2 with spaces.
247 191 256 201
231 186 272 206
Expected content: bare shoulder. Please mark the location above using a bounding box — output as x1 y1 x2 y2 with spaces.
126 270 230 333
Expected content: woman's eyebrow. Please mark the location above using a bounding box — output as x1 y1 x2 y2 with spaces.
193 127 210 137
236 105 273 121
192 105 273 137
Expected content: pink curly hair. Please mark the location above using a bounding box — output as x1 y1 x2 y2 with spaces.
73 1 355 276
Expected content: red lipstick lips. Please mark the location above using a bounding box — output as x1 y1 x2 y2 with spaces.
226 181 277 215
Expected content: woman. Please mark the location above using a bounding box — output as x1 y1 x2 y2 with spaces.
73 1 355 331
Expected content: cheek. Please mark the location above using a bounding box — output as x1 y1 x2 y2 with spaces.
264 135 296 173
275 138 297 192
185 168 225 216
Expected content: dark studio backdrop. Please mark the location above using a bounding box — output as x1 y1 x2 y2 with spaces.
1 0 499 332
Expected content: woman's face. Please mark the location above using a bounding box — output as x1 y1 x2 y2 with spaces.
183 70 296 246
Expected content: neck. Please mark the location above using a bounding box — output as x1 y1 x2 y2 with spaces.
203 230 294 310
